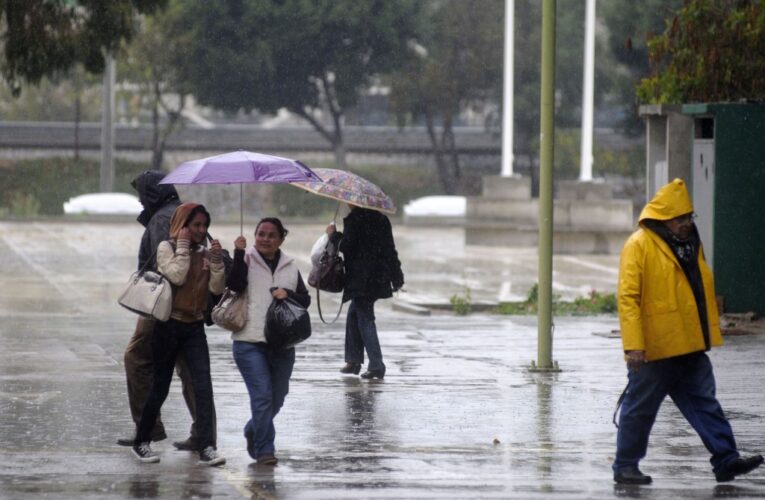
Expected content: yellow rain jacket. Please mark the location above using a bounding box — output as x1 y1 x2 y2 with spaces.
618 178 722 361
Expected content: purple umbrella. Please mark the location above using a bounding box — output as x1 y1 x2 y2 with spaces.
160 150 322 233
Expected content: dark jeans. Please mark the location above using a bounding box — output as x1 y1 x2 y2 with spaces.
135 319 216 450
233 341 295 458
124 316 216 442
613 352 739 474
344 297 385 371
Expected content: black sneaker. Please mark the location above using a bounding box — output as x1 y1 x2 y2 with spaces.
614 466 652 485
132 442 159 463
172 437 198 451
715 455 764 482
199 446 226 467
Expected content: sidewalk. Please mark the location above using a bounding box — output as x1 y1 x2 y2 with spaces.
1 221 763 498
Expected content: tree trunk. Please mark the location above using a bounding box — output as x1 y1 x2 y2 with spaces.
424 111 457 194
441 116 461 183
74 93 81 161
150 83 162 170
293 105 347 168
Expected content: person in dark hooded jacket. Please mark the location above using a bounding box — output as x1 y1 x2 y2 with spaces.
327 205 404 379
117 170 216 452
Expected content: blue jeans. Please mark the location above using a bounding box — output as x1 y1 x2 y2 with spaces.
613 352 739 474
136 319 216 450
344 297 385 371
232 341 295 459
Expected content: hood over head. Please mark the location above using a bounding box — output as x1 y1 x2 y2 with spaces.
639 178 694 224
131 170 180 227
168 202 211 241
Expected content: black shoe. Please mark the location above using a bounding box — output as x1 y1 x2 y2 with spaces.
360 367 386 380
715 455 764 482
339 363 361 375
172 437 198 451
199 446 226 467
132 442 160 463
614 467 652 485
117 428 167 447
256 454 278 465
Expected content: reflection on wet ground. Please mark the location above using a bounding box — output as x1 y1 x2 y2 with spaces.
1 221 763 498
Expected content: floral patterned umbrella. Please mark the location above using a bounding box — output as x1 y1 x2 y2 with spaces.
291 168 396 214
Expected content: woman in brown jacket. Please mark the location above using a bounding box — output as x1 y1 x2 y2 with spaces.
131 203 226 466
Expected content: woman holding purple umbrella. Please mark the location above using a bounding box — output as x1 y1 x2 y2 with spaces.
226 217 311 465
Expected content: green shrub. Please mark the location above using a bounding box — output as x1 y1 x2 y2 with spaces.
450 289 472 315
496 284 616 316
0 158 146 215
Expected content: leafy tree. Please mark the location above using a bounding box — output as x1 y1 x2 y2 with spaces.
166 0 419 167
390 0 609 193
600 0 684 132
389 0 504 194
120 12 187 169
637 0 765 104
0 0 167 94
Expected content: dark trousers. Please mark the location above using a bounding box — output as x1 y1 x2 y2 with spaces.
135 319 216 450
344 297 385 371
614 352 739 474
124 316 216 442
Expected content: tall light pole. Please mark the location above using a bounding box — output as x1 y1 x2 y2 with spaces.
100 53 115 192
501 0 515 177
579 0 596 182
532 0 559 372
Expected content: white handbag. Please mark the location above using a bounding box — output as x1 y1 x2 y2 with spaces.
118 252 173 322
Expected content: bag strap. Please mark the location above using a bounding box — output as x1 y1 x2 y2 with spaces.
315 285 344 325
612 381 630 428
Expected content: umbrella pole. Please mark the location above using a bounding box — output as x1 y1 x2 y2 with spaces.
240 184 243 236
333 203 340 224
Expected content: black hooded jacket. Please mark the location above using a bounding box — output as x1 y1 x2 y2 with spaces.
338 208 404 302
132 170 180 271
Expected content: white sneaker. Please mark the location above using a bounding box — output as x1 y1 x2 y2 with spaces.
199 446 226 466
132 442 159 463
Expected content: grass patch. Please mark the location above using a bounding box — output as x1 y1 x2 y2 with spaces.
496 284 617 316
0 157 147 215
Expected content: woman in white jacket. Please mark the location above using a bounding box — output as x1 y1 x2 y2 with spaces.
227 217 311 465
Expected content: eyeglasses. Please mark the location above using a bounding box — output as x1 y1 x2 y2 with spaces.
672 213 697 224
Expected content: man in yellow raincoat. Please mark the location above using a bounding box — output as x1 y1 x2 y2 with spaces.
613 179 762 485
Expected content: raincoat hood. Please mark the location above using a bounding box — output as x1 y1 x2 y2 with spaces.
168 202 210 241
638 178 694 223
132 170 180 227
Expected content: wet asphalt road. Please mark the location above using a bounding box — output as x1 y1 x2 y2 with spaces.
1 220 764 499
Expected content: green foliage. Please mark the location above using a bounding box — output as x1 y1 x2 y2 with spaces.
496 284 616 316
165 0 419 164
450 288 472 316
600 0 684 133
637 0 765 103
0 158 146 215
0 0 167 94
6 191 41 216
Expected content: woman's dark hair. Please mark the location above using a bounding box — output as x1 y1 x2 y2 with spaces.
256 217 288 239
184 204 211 228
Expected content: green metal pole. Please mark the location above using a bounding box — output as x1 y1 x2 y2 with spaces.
533 0 557 372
